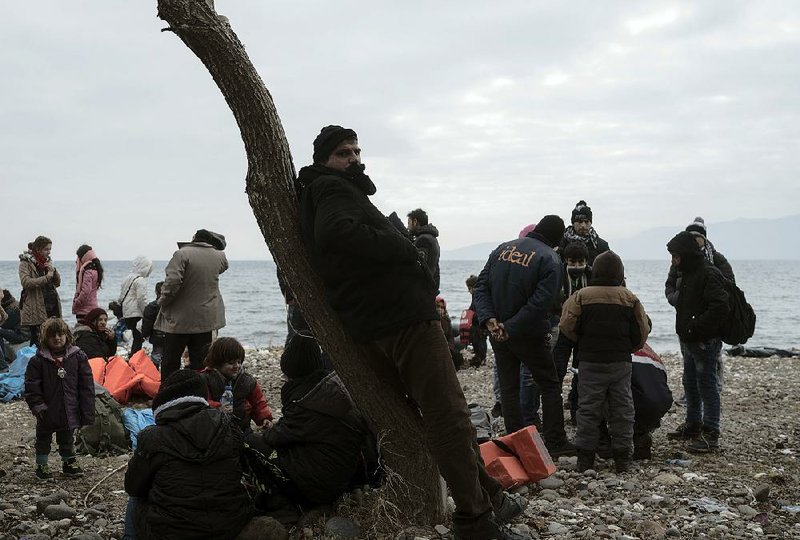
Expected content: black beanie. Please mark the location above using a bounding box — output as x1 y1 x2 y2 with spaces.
667 231 702 257
591 251 624 286
571 200 593 223
152 370 207 413
313 125 357 164
685 216 707 238
534 215 566 248
281 337 323 379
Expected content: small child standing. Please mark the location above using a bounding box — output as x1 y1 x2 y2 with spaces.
200 337 272 432
24 317 95 479
559 251 650 473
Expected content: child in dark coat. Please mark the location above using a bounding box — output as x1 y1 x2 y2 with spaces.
560 251 650 473
247 337 368 507
200 337 272 433
24 317 95 479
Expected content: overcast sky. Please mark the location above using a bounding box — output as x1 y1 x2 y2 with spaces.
2 1 798 260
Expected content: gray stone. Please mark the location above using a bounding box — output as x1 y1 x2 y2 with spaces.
583 469 598 478
666 527 681 537
43 503 76 520
235 516 289 540
84 508 105 517
35 490 68 514
434 524 450 537
93 517 108 528
70 534 105 540
539 476 565 489
654 473 682 486
548 522 569 534
637 520 666 539
18 535 50 540
737 504 758 517
325 516 361 539
754 483 770 502
56 517 72 529
540 489 560 501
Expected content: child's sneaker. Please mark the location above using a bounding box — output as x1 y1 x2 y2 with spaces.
62 459 84 477
35 464 53 480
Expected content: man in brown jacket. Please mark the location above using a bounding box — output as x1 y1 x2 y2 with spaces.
155 229 228 379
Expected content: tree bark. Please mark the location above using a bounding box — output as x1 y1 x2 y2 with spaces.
156 0 445 524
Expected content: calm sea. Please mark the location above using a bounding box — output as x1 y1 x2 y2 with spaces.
0 260 795 353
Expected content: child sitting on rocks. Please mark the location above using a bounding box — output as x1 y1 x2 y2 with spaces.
24 317 94 479
559 251 650 473
200 337 272 433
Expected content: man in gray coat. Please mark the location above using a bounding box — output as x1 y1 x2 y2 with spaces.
155 229 228 379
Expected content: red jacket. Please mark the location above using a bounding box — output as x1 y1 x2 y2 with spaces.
200 368 272 429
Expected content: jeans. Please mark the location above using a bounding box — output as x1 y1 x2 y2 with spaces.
161 332 213 380
356 320 501 522
681 338 722 432
124 317 143 354
123 496 142 540
491 333 567 445
35 428 75 463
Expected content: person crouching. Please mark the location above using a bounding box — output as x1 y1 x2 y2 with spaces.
559 251 650 473
123 369 252 540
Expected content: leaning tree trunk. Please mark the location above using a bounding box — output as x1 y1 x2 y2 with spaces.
156 0 446 525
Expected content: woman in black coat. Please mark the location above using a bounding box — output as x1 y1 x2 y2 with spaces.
74 308 116 359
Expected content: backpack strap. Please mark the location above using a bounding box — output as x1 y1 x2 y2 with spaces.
118 276 141 304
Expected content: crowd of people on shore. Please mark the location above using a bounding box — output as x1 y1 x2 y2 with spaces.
0 124 739 540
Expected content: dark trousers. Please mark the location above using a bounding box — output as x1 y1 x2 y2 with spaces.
575 362 634 452
35 428 75 461
470 324 487 362
29 325 40 346
357 320 501 523
161 332 213 380
124 317 144 354
491 334 567 445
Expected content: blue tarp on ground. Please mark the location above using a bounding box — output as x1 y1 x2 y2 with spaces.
121 407 155 450
0 345 36 402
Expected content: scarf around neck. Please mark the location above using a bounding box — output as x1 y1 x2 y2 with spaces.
563 225 600 249
75 250 97 291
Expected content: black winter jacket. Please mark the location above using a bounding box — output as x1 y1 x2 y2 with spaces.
560 286 650 364
74 325 116 359
412 224 441 293
124 400 252 540
473 232 563 339
558 227 610 265
256 371 366 505
297 165 437 341
24 346 95 432
673 261 730 341
665 249 734 306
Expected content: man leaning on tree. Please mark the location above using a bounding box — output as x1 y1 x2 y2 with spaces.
296 125 531 540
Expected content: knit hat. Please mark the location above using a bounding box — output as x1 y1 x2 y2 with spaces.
280 337 323 379
152 370 208 412
84 308 107 326
591 251 624 286
534 215 566 248
667 231 702 257
313 125 358 164
571 200 593 223
685 216 707 238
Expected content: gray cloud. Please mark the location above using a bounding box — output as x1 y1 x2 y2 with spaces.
2 1 798 261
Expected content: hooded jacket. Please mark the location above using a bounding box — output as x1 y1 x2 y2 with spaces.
297 164 437 341
120 256 153 319
665 239 734 306
124 400 252 540
256 371 367 505
18 251 62 326
411 223 441 292
24 345 95 432
472 232 563 339
559 252 650 363
72 266 100 318
667 232 730 341
155 244 228 334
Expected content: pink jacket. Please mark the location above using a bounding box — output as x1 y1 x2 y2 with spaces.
72 268 99 317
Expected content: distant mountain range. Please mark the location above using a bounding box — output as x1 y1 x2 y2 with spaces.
441 214 800 260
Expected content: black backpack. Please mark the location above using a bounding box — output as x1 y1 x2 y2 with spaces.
716 272 756 346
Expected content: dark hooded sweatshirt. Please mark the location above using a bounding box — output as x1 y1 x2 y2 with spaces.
297 164 437 341
124 401 252 540
258 371 367 505
667 232 730 342
411 223 441 292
